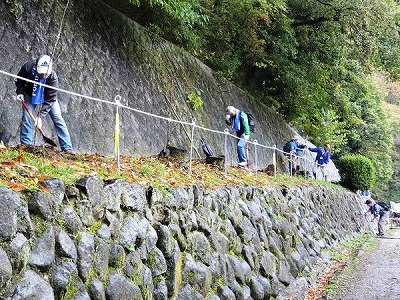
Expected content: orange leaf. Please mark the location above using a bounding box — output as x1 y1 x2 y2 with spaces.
14 154 25 163
6 181 26 192
39 185 50 193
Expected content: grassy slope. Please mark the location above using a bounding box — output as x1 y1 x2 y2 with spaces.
0 145 325 193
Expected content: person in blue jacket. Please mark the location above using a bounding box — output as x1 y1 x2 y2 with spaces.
308 144 331 179
288 137 306 157
15 54 74 154
284 136 306 175
364 199 389 236
225 106 251 167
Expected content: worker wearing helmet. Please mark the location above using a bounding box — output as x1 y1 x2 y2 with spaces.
15 54 74 154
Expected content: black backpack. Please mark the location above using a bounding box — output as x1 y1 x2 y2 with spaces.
283 141 292 155
377 200 391 211
244 111 255 133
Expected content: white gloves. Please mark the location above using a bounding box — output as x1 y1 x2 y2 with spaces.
34 117 42 130
16 94 24 102
244 135 250 141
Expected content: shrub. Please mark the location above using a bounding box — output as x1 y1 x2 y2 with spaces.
186 90 203 110
338 154 376 191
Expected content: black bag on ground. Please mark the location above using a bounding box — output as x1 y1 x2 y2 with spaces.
377 200 391 211
201 138 214 158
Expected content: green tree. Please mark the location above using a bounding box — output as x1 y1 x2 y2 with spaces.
102 0 400 194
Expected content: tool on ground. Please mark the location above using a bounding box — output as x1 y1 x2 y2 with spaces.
21 100 57 147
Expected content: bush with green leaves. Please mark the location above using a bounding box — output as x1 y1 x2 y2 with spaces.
338 154 376 191
186 90 203 110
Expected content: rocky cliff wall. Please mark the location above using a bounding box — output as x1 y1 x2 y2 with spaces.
0 0 340 181
0 178 364 299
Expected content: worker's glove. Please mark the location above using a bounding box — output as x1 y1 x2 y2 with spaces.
225 114 232 126
34 117 42 130
244 135 250 142
16 94 24 102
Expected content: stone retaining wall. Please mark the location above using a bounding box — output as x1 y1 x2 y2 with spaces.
0 177 364 299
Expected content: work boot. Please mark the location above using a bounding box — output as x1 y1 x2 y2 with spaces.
62 149 76 155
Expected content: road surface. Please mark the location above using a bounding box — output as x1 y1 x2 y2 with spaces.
327 227 400 300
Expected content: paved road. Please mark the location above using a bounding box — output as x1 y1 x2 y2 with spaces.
327 227 400 300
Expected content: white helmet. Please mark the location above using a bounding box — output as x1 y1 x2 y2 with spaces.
36 55 53 75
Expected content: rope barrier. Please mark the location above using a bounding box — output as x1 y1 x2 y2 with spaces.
0 69 324 173
51 0 71 60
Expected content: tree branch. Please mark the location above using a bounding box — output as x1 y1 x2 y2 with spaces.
292 0 346 27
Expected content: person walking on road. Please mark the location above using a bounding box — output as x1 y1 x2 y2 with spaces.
15 54 74 154
364 199 389 236
225 105 250 168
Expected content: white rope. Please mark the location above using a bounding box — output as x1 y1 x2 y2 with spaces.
51 0 71 60
0 69 320 167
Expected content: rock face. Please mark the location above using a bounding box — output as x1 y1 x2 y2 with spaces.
0 177 365 299
0 0 340 181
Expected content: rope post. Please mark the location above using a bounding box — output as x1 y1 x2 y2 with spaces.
272 145 277 177
305 154 309 179
253 140 258 176
300 150 304 176
189 119 196 177
224 128 229 176
114 95 122 173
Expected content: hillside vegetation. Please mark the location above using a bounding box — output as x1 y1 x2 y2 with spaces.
101 0 400 198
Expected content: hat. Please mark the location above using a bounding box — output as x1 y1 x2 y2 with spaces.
36 55 53 75
226 106 236 115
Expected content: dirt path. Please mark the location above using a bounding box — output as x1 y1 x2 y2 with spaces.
326 227 400 300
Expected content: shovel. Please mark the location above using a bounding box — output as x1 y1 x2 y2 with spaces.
21 100 57 147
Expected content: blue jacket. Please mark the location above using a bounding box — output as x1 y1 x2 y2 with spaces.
16 60 58 118
226 111 250 137
308 146 330 165
289 140 305 156
369 203 386 217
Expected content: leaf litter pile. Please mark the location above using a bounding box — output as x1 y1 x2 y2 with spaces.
0 145 314 192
